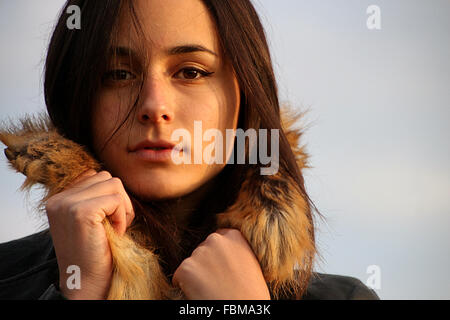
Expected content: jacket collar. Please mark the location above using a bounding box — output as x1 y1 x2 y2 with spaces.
0 106 316 299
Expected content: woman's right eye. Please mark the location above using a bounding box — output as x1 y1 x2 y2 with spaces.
103 69 137 81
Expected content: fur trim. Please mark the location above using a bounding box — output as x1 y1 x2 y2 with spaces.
0 107 315 299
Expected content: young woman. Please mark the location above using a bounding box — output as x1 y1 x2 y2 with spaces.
0 0 378 300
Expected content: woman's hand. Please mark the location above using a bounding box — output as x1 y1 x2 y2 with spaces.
45 170 135 300
172 228 271 300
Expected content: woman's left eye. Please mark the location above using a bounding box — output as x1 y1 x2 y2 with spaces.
175 67 214 81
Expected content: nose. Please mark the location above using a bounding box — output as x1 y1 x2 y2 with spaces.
137 75 174 124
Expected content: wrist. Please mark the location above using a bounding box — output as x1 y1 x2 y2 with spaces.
59 274 111 300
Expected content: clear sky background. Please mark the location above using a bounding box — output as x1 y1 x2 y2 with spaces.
0 0 449 299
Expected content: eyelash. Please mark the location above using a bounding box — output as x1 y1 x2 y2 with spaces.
102 69 136 82
102 67 214 83
181 68 215 80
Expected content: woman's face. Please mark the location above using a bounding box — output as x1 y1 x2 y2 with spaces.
92 0 240 200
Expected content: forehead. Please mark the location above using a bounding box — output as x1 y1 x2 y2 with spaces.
116 0 220 57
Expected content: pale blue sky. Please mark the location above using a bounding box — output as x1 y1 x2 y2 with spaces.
0 0 449 299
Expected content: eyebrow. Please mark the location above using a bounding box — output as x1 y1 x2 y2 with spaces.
167 44 218 57
109 44 218 58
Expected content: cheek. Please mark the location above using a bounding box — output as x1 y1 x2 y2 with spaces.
216 72 241 130
175 91 220 137
92 91 132 149
184 103 239 168
182 87 239 132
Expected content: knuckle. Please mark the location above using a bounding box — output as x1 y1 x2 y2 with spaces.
207 232 222 243
179 257 195 272
98 171 112 179
173 263 187 286
72 169 96 184
45 195 66 217
191 245 207 257
228 228 242 237
68 203 85 220
220 228 241 238
110 177 124 189
45 197 57 214
83 169 97 177
111 192 122 203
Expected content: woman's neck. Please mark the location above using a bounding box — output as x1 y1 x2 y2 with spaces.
129 166 236 276
154 172 224 229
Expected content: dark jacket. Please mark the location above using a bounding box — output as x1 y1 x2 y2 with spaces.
0 230 379 300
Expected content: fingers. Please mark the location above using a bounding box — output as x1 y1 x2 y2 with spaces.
71 193 128 236
173 229 242 288
171 228 269 300
67 176 133 216
214 228 249 245
66 169 99 189
98 194 128 236
50 170 135 232
215 228 239 237
172 258 193 291
172 268 181 288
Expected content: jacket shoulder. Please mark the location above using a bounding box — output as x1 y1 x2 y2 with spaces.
0 230 59 299
301 272 380 300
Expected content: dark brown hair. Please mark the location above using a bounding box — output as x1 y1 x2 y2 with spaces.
44 0 317 298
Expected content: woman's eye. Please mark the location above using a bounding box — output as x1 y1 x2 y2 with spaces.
103 69 136 81
175 67 214 81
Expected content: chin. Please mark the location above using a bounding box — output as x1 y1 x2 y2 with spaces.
120 166 210 202
124 175 192 201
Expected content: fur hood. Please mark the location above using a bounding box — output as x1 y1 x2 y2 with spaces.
0 107 316 300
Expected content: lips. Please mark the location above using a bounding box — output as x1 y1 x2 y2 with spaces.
130 139 176 152
130 139 182 162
